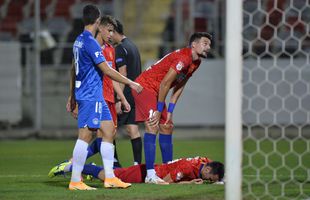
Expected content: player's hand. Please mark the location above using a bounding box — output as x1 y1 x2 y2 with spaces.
66 96 78 119
148 110 161 127
66 96 76 112
115 101 122 114
130 81 143 93
164 112 173 125
190 178 204 184
121 99 131 113
71 106 78 119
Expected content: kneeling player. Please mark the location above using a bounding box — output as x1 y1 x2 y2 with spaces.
48 156 224 184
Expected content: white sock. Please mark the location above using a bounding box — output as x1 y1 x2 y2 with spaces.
147 169 156 178
133 161 138 166
100 141 115 178
71 139 88 182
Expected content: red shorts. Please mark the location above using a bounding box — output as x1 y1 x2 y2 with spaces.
114 164 147 183
132 89 168 124
106 101 117 127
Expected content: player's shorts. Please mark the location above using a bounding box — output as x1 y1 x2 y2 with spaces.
114 164 147 183
77 100 109 129
106 101 117 127
117 106 137 126
132 89 169 124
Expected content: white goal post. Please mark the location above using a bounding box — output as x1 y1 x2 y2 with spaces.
225 0 243 200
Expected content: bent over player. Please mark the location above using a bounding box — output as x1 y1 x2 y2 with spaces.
132 32 212 184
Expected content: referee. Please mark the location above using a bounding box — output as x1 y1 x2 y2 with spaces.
112 20 142 166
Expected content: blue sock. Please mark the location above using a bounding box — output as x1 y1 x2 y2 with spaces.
159 134 173 163
69 164 102 179
82 164 103 179
87 138 102 158
144 133 157 170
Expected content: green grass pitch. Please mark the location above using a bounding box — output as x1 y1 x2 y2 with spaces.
0 139 225 200
0 138 308 199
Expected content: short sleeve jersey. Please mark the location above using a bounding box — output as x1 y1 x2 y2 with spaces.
155 157 212 182
115 38 142 104
102 43 115 103
135 47 201 95
73 30 106 101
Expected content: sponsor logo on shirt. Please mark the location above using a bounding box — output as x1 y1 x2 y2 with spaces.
176 62 184 71
95 51 103 58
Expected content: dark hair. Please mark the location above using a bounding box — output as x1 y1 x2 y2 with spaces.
114 19 124 35
100 15 117 28
207 161 224 180
82 4 100 26
189 32 212 46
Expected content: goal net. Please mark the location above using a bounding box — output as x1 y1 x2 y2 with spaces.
242 0 310 199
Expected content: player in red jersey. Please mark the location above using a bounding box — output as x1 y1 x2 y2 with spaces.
132 32 212 184
48 156 224 184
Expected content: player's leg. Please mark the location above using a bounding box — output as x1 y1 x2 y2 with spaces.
98 103 131 188
127 125 142 165
107 101 122 168
125 108 142 165
86 137 102 158
132 89 168 184
69 100 100 190
159 113 174 163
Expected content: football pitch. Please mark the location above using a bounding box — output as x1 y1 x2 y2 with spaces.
0 138 308 200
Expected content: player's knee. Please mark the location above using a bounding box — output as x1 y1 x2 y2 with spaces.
78 131 93 143
145 123 159 133
159 123 174 134
126 126 140 138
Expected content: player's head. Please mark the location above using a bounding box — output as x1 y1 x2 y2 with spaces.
111 19 124 44
82 4 101 27
114 20 124 35
189 32 212 59
200 161 224 183
97 15 117 43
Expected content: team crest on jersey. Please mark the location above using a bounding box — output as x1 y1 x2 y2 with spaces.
176 62 184 71
92 118 99 125
176 172 184 181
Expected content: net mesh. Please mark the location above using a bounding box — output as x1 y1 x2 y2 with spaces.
242 0 310 199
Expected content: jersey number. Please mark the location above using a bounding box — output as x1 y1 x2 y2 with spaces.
74 47 81 88
74 47 79 75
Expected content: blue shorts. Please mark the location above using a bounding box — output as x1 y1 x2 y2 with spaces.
77 100 112 129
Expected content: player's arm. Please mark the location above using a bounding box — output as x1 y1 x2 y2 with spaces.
97 61 142 93
148 68 177 127
112 80 131 113
158 68 178 103
117 65 127 92
67 60 75 111
170 78 188 104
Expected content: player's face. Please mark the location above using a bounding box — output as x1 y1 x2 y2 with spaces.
193 37 211 58
201 165 219 183
98 24 114 43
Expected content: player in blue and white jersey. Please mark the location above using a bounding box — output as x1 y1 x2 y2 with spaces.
68 4 142 191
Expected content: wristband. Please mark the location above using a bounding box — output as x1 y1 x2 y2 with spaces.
167 103 175 113
157 101 165 112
